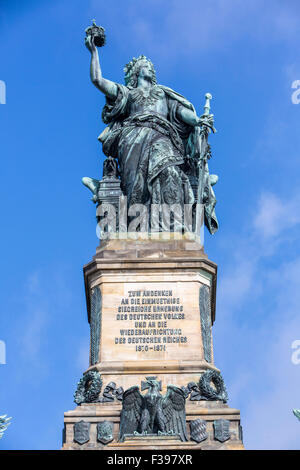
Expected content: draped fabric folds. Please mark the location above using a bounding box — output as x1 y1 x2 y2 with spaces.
98 83 218 234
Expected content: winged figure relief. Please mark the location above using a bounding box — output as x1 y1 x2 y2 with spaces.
119 377 188 442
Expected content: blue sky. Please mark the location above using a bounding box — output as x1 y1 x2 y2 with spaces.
0 0 300 449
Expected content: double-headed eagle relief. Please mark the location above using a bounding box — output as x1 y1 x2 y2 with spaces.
119 377 187 442
83 21 219 235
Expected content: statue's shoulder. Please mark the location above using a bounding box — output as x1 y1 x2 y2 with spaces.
116 83 131 95
158 85 185 98
158 85 195 111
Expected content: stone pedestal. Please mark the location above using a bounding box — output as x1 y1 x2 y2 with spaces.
62 236 244 450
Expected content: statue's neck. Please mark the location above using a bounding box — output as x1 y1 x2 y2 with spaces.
137 77 152 90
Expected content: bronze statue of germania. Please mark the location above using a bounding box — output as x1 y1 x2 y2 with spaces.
84 22 218 234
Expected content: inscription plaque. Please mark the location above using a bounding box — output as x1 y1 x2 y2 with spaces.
100 282 205 362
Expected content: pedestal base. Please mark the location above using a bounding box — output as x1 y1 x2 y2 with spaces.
62 238 244 451
62 400 244 450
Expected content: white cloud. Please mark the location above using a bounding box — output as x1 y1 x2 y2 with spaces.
253 192 300 239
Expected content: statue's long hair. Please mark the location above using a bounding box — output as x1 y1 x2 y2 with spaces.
124 55 157 88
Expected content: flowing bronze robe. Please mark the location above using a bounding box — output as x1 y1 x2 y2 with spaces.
99 83 218 233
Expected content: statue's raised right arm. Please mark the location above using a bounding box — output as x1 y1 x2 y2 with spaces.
85 35 118 100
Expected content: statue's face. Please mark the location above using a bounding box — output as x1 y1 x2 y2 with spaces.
138 61 153 80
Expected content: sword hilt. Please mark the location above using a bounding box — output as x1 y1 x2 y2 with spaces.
203 92 212 116
202 92 216 133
